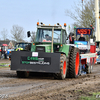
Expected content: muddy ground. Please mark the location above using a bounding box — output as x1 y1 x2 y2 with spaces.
0 59 100 100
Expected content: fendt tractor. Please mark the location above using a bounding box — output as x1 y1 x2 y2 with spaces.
10 22 96 80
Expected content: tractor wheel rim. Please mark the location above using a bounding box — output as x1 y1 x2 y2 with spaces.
75 52 79 75
63 61 66 75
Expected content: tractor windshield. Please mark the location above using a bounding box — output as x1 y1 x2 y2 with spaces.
35 28 61 43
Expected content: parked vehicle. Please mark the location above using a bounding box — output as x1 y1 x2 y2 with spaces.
14 42 31 51
96 51 100 63
9 42 31 60
1 44 8 59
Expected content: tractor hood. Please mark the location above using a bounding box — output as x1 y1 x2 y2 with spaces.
36 44 51 53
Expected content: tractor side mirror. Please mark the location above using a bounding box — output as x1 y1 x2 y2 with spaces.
27 31 31 37
66 37 69 40
65 37 69 43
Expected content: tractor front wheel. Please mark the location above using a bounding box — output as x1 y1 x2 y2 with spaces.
54 54 67 80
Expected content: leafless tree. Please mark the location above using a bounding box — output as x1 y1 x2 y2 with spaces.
1 28 8 41
65 0 95 38
11 25 25 42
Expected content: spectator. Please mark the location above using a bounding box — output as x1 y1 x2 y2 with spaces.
69 33 75 44
78 34 85 41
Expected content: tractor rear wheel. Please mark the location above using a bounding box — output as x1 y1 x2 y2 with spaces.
54 54 67 80
69 48 80 78
17 71 29 78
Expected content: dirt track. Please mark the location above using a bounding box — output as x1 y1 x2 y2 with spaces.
0 59 100 100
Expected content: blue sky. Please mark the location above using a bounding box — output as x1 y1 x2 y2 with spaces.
0 0 82 41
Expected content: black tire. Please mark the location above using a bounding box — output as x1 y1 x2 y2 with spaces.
5 54 7 59
17 71 29 78
86 60 93 74
69 47 80 78
85 63 91 74
54 54 67 80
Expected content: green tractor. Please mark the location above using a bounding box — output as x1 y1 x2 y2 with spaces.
10 22 80 80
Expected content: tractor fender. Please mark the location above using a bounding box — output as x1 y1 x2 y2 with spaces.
55 51 66 56
69 45 74 52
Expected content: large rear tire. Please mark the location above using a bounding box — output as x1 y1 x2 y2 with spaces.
17 71 29 78
54 54 67 80
69 48 80 78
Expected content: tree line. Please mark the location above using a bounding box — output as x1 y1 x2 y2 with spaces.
0 25 36 42
66 0 95 39
1 0 96 42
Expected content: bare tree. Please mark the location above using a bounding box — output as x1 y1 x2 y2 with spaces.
1 28 8 41
11 25 25 42
31 31 36 42
65 0 95 38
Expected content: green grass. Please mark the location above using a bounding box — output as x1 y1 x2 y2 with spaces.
78 92 100 100
92 92 100 96
77 90 82 92
0 63 9 68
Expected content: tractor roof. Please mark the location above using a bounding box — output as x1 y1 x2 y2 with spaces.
37 22 66 30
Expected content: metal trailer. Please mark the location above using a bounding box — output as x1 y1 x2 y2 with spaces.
80 53 96 74
74 28 96 75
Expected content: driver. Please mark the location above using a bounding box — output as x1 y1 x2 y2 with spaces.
43 34 51 42
45 34 51 41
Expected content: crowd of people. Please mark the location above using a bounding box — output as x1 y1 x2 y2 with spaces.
69 33 85 44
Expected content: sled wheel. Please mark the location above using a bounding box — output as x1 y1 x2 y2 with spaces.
85 63 91 74
69 48 80 78
17 71 29 78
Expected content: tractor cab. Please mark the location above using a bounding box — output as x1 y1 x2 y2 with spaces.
28 22 67 53
1 44 8 52
74 28 95 54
